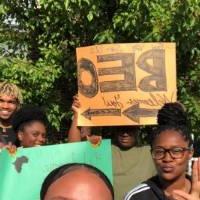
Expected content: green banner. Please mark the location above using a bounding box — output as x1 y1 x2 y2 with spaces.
0 140 112 200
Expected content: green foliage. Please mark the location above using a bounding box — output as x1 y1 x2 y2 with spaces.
0 0 111 132
95 0 200 140
0 53 62 129
0 0 199 140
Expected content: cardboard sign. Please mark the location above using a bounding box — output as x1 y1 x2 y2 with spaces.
77 43 176 126
0 140 112 200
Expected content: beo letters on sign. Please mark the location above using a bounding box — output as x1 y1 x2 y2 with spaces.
76 43 176 126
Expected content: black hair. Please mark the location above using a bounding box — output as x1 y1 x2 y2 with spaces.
40 163 114 200
151 102 193 147
12 105 48 133
157 102 187 126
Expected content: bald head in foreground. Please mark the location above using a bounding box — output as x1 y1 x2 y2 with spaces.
41 163 114 200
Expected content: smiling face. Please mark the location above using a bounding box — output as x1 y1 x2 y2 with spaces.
18 121 46 148
43 168 113 200
0 94 18 122
152 129 193 182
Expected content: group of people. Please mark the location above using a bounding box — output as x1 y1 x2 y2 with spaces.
69 95 200 200
0 82 48 149
0 81 200 200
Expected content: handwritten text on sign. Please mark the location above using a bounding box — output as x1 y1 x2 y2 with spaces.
77 43 176 126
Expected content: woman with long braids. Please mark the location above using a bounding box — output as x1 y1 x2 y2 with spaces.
124 102 200 200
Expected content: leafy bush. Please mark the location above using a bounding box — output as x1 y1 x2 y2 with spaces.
0 0 199 141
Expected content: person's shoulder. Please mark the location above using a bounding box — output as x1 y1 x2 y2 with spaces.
135 145 151 154
111 144 151 153
137 145 151 150
124 183 151 200
111 144 117 152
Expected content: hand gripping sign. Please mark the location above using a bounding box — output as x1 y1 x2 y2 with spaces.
0 141 112 200
77 43 176 126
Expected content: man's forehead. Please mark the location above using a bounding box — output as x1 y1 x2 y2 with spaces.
0 94 18 101
115 126 139 131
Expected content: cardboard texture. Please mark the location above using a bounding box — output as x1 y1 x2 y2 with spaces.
77 43 177 126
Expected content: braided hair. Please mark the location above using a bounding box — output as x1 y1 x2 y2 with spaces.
0 81 23 105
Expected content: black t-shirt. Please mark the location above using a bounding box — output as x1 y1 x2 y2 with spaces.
0 127 18 145
124 175 191 200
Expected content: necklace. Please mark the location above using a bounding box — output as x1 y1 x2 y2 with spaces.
0 123 12 133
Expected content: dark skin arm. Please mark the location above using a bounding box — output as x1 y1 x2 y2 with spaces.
171 158 200 200
68 95 82 142
67 96 99 145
